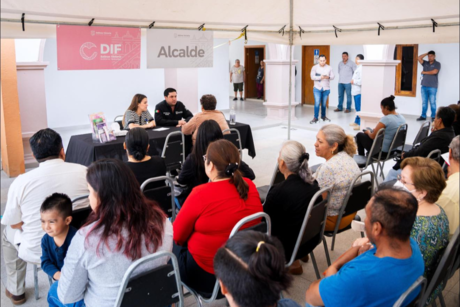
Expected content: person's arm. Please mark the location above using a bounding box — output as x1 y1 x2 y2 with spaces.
177 155 194 185
305 280 325 306
418 53 428 65
403 135 436 159
230 71 233 83
315 164 334 202
239 161 255 180
173 191 203 245
41 237 60 280
10 222 24 230
422 69 439 75
181 115 197 135
329 67 335 80
310 66 320 81
182 104 194 121
365 122 386 140
155 108 179 127
1 180 23 228
354 69 362 86
128 122 155 129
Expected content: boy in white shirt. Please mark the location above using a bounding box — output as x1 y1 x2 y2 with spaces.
350 54 364 130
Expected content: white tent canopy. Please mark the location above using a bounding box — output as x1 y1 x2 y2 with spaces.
2 0 459 44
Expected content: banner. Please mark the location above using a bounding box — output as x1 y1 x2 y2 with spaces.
147 29 213 68
56 25 141 70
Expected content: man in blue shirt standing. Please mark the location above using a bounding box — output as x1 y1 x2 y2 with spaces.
305 188 424 307
335 52 356 113
417 51 441 122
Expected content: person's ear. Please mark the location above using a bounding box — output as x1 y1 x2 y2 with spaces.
65 216 73 226
219 280 228 295
332 142 339 153
59 147 66 160
373 221 383 238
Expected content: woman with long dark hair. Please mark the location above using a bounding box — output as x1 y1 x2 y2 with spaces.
48 159 173 307
123 93 156 130
173 140 262 296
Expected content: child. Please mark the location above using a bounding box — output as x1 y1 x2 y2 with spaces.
40 193 77 281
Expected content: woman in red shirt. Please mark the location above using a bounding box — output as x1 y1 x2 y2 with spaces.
173 139 262 296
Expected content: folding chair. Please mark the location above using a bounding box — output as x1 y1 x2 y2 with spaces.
223 128 243 159
141 176 177 221
257 163 285 203
354 128 385 183
161 131 185 175
393 276 427 307
114 251 185 307
183 212 271 307
377 123 408 180
323 171 374 251
114 115 124 130
32 264 53 300
421 227 459 307
427 149 442 163
401 121 430 152
286 187 332 280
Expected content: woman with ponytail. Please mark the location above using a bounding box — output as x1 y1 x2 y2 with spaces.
263 141 321 275
123 128 166 190
173 139 262 295
214 230 300 307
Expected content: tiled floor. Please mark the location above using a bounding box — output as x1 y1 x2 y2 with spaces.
1 98 458 306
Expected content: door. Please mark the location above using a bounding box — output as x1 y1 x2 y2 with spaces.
244 46 265 100
302 46 330 105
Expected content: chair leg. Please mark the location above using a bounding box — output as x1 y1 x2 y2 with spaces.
322 238 331 267
380 161 386 180
331 234 336 251
310 252 321 280
197 296 204 307
33 264 39 300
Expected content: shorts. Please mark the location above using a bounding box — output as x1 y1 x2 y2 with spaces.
233 82 244 92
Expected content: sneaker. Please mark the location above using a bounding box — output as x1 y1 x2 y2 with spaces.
288 260 303 275
310 117 319 124
344 109 351 113
233 97 237 101
349 123 358 126
353 125 360 130
5 289 26 305
334 108 343 112
240 97 244 101
416 117 426 121
321 116 331 122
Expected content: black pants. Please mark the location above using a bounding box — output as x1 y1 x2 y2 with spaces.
356 132 374 156
172 243 221 298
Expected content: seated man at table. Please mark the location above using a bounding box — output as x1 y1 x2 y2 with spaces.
182 94 229 144
305 188 424 307
155 88 193 127
1 128 89 305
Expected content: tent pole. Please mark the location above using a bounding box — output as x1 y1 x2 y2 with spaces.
287 0 293 140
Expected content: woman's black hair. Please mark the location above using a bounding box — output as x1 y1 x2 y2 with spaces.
125 127 150 161
214 231 292 307
381 95 397 111
191 120 224 183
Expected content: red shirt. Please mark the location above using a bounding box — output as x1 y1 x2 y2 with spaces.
173 178 262 274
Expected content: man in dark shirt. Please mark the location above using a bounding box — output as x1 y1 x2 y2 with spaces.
417 50 441 121
154 88 193 127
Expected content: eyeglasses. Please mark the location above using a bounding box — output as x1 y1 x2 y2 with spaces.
203 154 207 162
397 175 415 186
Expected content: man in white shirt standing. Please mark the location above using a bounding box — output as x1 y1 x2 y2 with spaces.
350 54 364 130
310 55 335 124
230 59 246 101
1 128 89 305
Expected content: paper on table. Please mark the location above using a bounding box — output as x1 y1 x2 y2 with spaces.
153 127 170 131
442 152 450 166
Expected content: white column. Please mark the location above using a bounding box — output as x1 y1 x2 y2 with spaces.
263 44 300 120
164 68 199 114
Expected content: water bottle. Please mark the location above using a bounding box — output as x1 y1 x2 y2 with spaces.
230 100 236 125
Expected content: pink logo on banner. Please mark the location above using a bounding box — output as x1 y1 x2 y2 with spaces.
56 25 141 70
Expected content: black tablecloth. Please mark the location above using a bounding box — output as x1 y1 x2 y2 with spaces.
65 122 256 167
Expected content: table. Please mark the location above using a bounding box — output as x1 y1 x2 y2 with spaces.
65 122 256 167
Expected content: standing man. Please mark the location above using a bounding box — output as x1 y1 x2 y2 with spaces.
155 88 193 127
417 51 441 121
335 52 356 113
256 61 265 100
350 54 364 130
310 55 335 124
230 59 246 101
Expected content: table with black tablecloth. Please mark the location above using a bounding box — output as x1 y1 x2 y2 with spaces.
65 122 256 167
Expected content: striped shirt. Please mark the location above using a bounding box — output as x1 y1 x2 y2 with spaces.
123 110 154 129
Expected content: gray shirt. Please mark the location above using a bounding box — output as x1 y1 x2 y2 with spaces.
338 60 357 84
231 65 245 83
57 220 173 307
421 60 441 88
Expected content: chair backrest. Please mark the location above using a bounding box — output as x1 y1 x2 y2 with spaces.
223 128 243 158
341 171 374 217
413 121 431 147
161 131 185 171
393 276 427 307
287 187 331 267
269 163 285 187
386 124 408 158
366 128 386 166
141 176 176 221
114 251 184 307
422 227 460 304
426 149 442 163
114 115 124 130
71 195 91 229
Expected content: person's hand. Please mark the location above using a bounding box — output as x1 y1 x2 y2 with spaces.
358 243 374 255
321 75 329 80
323 265 338 277
177 120 186 127
230 78 232 83
352 237 370 248
11 222 24 230
401 152 405 159
261 80 264 84
364 130 370 136
421 71 425 75
351 79 354 84
53 271 61 280
148 121 156 128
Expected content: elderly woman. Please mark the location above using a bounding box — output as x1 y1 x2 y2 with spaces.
396 157 449 305
123 94 156 130
314 124 361 232
264 141 320 275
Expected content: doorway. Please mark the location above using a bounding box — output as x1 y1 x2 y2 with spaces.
302 45 330 105
244 45 266 100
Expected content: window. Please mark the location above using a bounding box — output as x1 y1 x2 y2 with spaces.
394 44 418 97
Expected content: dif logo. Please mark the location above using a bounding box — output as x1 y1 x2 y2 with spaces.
80 42 122 60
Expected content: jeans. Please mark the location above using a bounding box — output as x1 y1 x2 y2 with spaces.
48 282 85 307
354 94 361 125
420 86 437 118
313 88 330 119
338 83 352 111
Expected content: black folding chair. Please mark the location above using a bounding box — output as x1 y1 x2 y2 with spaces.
401 121 430 152
378 123 408 180
223 128 243 159
421 227 459 307
114 251 185 307
141 176 176 222
427 149 442 163
257 163 285 203
71 195 92 230
393 276 427 307
354 128 385 184
161 131 185 175
323 171 374 251
114 115 124 130
183 212 271 307
286 187 332 280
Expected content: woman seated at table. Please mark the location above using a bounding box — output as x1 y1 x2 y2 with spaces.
263 141 320 275
177 120 255 203
173 139 263 296
355 95 406 156
314 124 361 232
124 127 166 190
396 157 449 304
48 159 173 307
123 93 156 130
